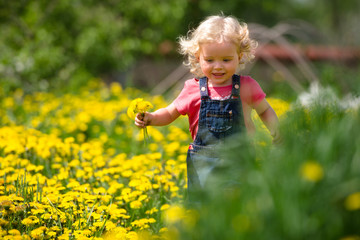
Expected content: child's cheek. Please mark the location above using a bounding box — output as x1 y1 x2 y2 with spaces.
201 61 210 67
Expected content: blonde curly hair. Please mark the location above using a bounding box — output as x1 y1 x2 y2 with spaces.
178 15 258 77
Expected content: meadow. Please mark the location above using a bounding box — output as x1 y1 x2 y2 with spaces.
0 79 359 240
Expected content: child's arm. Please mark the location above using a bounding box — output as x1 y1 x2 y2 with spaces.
134 103 181 128
254 99 281 143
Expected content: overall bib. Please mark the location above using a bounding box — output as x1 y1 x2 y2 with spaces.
186 74 245 199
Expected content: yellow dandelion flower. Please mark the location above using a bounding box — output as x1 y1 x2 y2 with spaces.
81 229 92 237
131 218 155 230
103 227 127 240
46 231 57 238
121 170 133 178
164 142 181 157
41 213 52 220
145 207 158 215
130 200 142 209
110 82 122 96
21 218 34 226
8 229 21 235
300 161 324 182
127 231 139 239
344 192 360 211
163 205 186 224
50 226 61 232
127 98 152 119
138 195 147 201
31 208 45 215
0 218 9 226
105 221 116 231
147 127 164 142
267 98 290 118
127 98 153 143
110 208 129 220
31 227 46 239
67 181 80 189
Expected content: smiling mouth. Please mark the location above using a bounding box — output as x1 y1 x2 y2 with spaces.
212 73 225 77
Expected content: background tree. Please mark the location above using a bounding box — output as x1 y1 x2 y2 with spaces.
0 0 187 93
0 0 358 93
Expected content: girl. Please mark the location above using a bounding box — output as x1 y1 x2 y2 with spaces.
134 15 280 198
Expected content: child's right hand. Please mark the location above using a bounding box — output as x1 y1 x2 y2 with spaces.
135 112 151 128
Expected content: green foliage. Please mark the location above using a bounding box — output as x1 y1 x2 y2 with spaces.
315 63 360 96
176 100 360 239
0 0 358 94
0 0 187 93
197 0 295 26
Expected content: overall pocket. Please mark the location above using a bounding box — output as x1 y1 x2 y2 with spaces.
206 110 233 132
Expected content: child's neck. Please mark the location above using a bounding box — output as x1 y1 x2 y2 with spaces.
208 82 232 88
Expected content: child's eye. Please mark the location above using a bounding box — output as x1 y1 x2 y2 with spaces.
205 59 213 63
223 59 232 62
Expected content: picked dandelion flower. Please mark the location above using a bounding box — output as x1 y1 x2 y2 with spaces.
127 98 153 144
127 98 153 119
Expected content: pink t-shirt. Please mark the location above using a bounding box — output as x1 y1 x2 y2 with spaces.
173 76 266 140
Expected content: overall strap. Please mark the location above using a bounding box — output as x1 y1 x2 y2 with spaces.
231 74 241 99
199 77 209 99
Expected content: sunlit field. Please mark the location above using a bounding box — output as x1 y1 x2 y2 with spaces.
1 79 359 240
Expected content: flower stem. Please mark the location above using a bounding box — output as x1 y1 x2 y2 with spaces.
143 127 148 146
141 112 148 146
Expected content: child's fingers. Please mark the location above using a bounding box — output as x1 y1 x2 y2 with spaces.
136 113 144 121
135 117 145 128
135 113 148 128
134 120 145 128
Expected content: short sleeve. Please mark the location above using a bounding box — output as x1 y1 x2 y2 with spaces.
240 76 266 107
173 79 200 115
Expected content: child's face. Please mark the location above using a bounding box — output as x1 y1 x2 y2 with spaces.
198 41 241 87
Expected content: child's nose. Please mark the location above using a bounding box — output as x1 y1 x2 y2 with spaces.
214 61 223 69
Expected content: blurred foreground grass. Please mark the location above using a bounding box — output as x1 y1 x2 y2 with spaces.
175 88 360 240
0 79 359 239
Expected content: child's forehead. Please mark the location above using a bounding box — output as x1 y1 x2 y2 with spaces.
199 41 238 52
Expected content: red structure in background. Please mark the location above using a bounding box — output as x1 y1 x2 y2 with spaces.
256 44 360 62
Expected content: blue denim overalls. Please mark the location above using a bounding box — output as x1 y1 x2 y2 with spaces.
186 74 245 199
